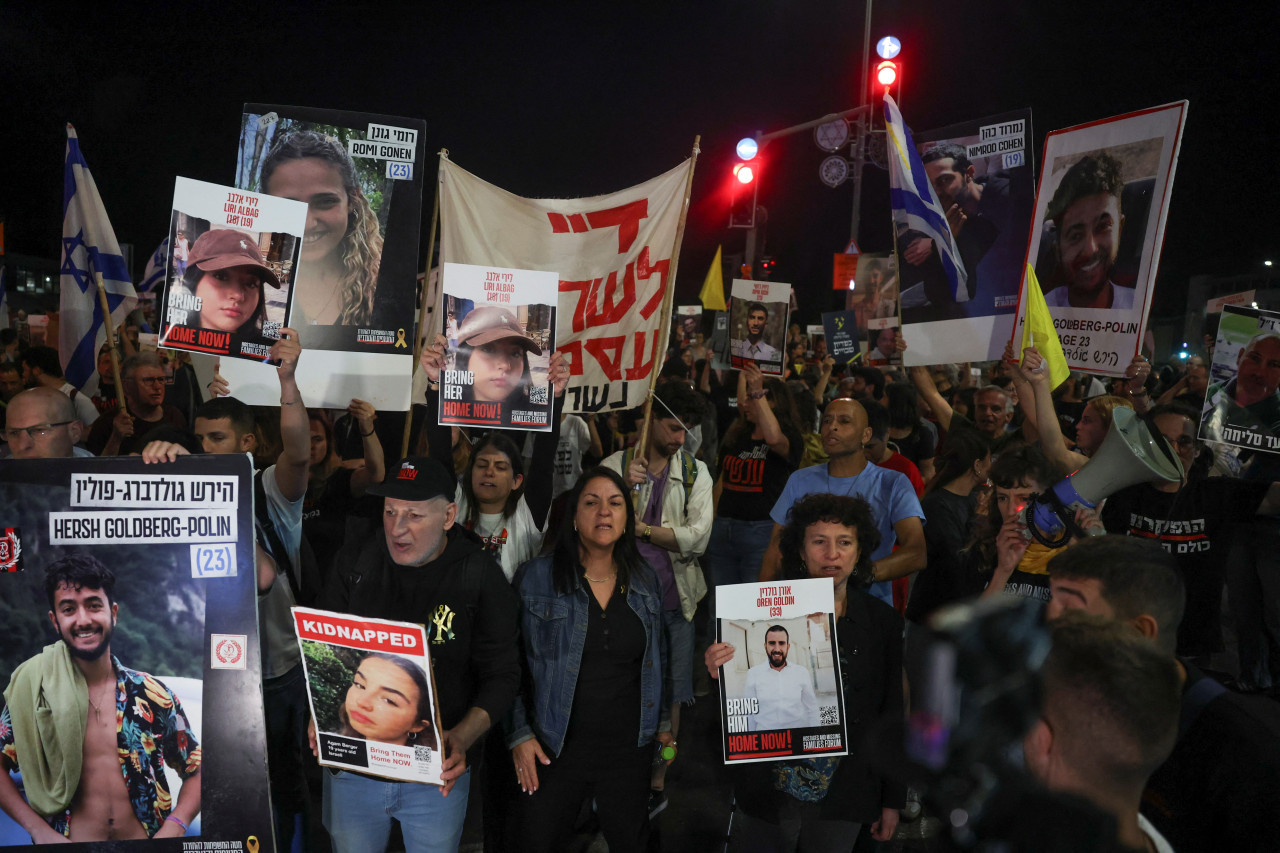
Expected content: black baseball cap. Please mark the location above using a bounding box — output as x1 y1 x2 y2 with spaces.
366 457 457 502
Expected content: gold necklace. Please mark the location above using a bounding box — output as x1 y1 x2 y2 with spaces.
584 572 616 584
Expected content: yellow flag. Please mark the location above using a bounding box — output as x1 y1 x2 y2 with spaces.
1021 263 1070 390
699 245 726 311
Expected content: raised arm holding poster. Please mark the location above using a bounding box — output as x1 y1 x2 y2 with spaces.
1200 305 1280 452
437 152 696 413
0 455 272 850
292 607 443 786
896 109 1036 365
158 177 307 364
1016 101 1187 374
715 578 847 763
438 262 557 431
220 105 429 409
728 279 790 376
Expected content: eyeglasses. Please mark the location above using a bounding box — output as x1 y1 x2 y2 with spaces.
1162 434 1196 450
3 421 73 442
132 375 167 385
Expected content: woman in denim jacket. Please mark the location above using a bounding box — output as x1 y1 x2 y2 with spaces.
505 466 674 852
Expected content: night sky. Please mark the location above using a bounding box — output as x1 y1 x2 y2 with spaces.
4 1 1276 324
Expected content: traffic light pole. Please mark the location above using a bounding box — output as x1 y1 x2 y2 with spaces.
850 0 874 246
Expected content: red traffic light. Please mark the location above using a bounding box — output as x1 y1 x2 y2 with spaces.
875 60 899 89
733 163 756 184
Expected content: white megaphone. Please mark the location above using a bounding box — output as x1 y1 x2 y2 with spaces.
1024 407 1184 547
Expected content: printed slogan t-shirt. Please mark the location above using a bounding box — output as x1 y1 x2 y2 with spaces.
717 427 803 522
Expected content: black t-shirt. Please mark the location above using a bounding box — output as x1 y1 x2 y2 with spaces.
303 467 381 578
892 419 938 468
1142 664 1280 850
1101 479 1269 655
906 489 984 623
717 424 803 521
564 582 645 752
1054 399 1086 442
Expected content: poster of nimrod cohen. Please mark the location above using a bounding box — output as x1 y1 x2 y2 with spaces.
1200 304 1280 452
715 578 847 764
0 455 272 851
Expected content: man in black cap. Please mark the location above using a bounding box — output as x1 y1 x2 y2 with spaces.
315 456 521 853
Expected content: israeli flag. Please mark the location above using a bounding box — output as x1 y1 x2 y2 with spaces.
883 95 970 303
138 236 169 295
59 123 137 392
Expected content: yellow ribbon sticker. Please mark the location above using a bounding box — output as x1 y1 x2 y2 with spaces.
395 328 407 348
247 836 259 853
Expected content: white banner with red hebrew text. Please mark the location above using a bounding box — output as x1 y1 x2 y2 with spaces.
439 156 692 413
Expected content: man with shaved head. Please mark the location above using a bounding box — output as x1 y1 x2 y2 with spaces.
2 387 90 459
759 397 926 603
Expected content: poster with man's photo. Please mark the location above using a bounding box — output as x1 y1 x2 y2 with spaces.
0 456 272 850
439 262 557 431
1016 101 1187 374
221 104 429 409
897 109 1036 365
292 607 443 785
675 305 702 348
158 177 306 364
715 578 847 764
728 279 790 376
850 253 899 334
1200 305 1280 452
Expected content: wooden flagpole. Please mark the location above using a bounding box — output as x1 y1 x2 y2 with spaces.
400 152 445 460
93 272 128 412
634 135 701 458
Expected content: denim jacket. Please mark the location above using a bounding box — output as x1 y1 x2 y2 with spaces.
505 554 669 756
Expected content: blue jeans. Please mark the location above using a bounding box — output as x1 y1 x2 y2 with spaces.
322 769 471 853
263 665 311 853
705 517 776 589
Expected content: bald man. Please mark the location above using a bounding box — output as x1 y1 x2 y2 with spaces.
2 387 91 459
759 397 926 603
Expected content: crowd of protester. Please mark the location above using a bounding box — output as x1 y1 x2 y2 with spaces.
2 314 1279 853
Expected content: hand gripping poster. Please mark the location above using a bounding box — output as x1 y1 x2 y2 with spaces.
716 578 847 764
158 177 307 364
292 608 443 786
0 455 273 851
439 262 558 431
1200 305 1280 452
1017 102 1187 374
897 109 1036 365
728 279 790 376
221 105 429 409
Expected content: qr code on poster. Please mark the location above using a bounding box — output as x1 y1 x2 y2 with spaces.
819 706 838 726
263 321 282 340
529 385 548 405
414 745 433 765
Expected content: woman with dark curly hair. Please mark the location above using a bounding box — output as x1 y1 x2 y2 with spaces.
706 493 906 851
261 130 384 327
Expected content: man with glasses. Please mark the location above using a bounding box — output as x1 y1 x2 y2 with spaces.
1101 403 1280 664
86 353 187 456
1 387 90 459
19 345 99 428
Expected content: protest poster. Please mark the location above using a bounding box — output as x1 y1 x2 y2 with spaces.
822 309 861 369
715 578 847 764
851 253 899 333
866 325 901 367
438 262 557 431
806 324 825 359
832 252 859 292
438 153 695 413
675 305 702 347
728 279 790 376
1199 305 1280 452
708 311 732 372
158 177 306 364
221 105 429 409
1016 102 1187 374
292 607 443 786
897 109 1036 365
0 455 272 850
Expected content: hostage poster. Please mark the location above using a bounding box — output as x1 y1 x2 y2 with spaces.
439 262 558 431
728 279 790 376
293 608 443 786
438 154 694 414
1200 304 1280 452
0 455 272 851
898 109 1036 365
715 578 847 764
1016 101 1187 374
221 104 429 409
158 177 306 364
